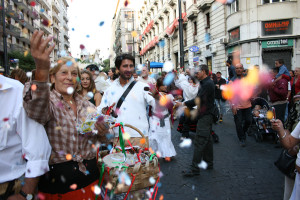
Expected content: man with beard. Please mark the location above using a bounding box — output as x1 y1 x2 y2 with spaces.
97 54 156 147
138 66 156 85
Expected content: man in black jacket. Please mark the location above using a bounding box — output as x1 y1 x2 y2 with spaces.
214 71 227 122
176 65 215 177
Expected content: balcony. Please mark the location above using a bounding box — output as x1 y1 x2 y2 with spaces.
127 39 134 44
168 0 175 6
40 25 51 34
187 4 198 20
4 24 21 38
40 10 51 21
23 21 35 32
64 43 70 49
63 23 69 31
52 1 60 13
10 43 23 52
63 32 69 39
197 0 214 11
52 12 61 23
19 32 30 44
38 0 51 10
53 22 59 31
63 14 68 23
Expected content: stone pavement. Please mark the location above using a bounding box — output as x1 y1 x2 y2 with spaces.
156 113 284 200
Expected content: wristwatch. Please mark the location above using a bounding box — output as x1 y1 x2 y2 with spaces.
19 190 33 200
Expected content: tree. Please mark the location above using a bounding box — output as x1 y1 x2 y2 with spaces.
102 59 110 72
8 51 35 72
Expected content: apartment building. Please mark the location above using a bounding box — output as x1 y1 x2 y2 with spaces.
112 7 140 67
0 0 70 67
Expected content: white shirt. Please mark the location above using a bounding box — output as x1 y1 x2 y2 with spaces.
0 75 51 183
94 76 111 93
175 74 199 101
291 122 300 167
98 77 155 137
137 76 156 85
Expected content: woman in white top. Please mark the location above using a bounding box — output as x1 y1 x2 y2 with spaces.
272 119 300 200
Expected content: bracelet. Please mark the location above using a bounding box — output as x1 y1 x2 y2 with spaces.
281 131 287 139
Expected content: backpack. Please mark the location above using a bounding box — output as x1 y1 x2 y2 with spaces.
211 103 220 123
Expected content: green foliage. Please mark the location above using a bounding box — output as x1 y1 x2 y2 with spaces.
8 51 35 72
102 58 110 72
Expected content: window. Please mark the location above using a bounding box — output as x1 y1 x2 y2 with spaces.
262 0 287 4
206 13 210 29
228 0 239 15
193 21 197 35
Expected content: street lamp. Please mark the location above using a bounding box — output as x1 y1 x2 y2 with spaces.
178 0 185 71
1 0 9 76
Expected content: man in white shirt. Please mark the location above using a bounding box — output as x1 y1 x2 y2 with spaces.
0 75 51 200
97 54 156 146
137 66 156 85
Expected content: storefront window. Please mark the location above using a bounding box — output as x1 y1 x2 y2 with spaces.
262 0 288 4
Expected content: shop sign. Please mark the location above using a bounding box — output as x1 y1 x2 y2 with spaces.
262 19 292 36
229 27 240 43
261 39 293 48
193 56 199 62
189 46 199 52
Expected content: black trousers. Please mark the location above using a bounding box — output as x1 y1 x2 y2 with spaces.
191 114 213 171
233 107 252 141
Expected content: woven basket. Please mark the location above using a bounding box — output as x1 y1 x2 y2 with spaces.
97 124 160 194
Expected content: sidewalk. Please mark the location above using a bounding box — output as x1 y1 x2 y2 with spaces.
156 113 284 200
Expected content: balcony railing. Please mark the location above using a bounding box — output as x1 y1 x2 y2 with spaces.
40 10 51 21
52 12 61 23
52 1 60 12
40 25 51 34
38 0 51 10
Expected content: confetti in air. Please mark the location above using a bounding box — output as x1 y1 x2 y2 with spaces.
80 44 85 50
67 87 74 95
162 61 174 72
71 28 75 31
158 40 165 48
30 1 36 6
99 21 104 26
86 35 90 38
266 111 274 120
124 0 129 7
66 61 73 67
131 31 138 37
70 184 77 190
66 154 72 160
149 177 156 184
198 160 208 169
179 138 192 148
40 8 44 12
41 19 50 27
24 50 28 57
26 72 32 78
87 92 94 98
31 84 37 91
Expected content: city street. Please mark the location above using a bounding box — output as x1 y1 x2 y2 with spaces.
157 113 284 200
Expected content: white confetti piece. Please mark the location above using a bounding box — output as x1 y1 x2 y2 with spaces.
198 160 208 169
67 87 74 95
179 138 192 148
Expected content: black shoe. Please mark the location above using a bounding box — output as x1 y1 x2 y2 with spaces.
182 169 200 177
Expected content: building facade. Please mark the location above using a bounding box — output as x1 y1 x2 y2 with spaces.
137 0 228 74
111 7 140 67
0 0 70 69
226 0 300 70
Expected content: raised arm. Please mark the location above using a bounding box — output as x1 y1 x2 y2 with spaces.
23 30 55 125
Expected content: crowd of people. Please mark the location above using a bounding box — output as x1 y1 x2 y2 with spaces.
1 30 300 200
